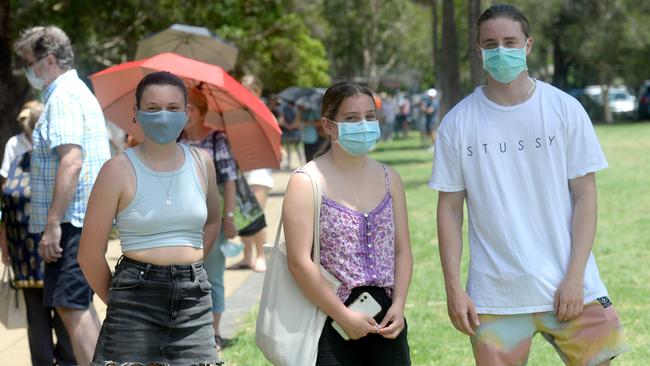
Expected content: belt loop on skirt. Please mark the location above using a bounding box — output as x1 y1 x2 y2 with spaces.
190 264 196 282
143 263 152 280
115 255 124 269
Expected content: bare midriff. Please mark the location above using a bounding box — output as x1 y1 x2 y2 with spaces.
123 246 204 266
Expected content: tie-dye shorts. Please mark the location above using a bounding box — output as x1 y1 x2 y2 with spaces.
470 297 628 366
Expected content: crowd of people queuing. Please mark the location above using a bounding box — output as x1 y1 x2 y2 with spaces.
0 3 629 366
270 87 441 170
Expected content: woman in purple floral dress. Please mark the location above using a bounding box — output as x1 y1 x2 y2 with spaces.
283 82 413 365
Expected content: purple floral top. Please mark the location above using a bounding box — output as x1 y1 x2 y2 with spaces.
314 165 395 302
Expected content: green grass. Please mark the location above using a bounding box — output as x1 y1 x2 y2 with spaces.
221 122 650 365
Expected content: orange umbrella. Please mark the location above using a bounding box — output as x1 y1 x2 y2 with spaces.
89 52 281 170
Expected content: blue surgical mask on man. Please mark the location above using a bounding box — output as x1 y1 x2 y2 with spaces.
330 120 381 156
481 41 528 84
136 110 188 145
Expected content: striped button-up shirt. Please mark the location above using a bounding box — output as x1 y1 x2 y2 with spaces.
29 70 111 233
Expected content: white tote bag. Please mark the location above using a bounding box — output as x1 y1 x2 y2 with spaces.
256 169 340 366
0 266 27 329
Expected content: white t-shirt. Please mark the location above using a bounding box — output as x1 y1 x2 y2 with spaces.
1 133 31 178
429 81 609 314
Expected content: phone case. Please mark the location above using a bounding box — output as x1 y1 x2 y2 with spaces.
331 291 382 340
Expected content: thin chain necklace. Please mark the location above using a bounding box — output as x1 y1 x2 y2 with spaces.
141 145 178 205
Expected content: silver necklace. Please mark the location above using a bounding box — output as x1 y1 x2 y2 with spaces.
141 145 178 205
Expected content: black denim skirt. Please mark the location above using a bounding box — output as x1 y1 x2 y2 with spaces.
92 256 221 366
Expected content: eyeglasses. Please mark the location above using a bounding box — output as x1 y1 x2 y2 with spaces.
23 56 47 70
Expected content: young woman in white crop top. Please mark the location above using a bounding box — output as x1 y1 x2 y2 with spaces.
78 72 223 365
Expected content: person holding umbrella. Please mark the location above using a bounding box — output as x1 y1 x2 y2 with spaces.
179 86 239 351
78 71 223 365
231 74 274 272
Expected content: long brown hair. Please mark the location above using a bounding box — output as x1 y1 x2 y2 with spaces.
313 82 376 159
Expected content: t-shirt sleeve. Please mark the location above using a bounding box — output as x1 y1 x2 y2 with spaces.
565 99 608 179
0 136 17 178
429 119 465 192
45 94 84 150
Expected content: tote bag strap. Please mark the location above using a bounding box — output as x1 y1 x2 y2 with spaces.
273 167 322 262
188 146 209 193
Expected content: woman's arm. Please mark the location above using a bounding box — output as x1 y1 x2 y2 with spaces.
284 170 378 340
198 149 221 256
378 167 413 338
213 134 238 239
78 157 127 304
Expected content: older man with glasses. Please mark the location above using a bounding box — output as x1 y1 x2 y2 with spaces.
14 25 111 366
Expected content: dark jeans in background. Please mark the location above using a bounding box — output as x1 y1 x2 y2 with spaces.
304 138 325 162
92 256 221 366
23 288 76 366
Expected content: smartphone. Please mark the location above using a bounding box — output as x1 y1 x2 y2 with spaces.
331 291 382 340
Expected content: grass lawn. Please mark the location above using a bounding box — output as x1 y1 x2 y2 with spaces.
221 122 650 365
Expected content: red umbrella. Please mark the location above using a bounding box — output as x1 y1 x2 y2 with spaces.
89 52 281 170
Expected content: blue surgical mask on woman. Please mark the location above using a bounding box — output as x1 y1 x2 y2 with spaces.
330 120 381 156
481 41 528 84
136 110 188 145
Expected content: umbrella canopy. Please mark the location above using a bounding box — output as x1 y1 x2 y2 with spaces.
278 86 320 103
89 52 281 171
135 24 239 71
295 88 326 110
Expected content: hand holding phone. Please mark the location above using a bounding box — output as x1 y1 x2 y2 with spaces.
332 292 382 340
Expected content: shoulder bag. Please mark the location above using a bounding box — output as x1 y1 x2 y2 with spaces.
0 266 27 329
255 168 340 366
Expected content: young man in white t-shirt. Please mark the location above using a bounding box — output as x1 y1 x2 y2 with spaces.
429 4 627 365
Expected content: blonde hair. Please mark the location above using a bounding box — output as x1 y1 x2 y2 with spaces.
18 100 44 130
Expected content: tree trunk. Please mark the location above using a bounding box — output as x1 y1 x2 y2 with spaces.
0 2 21 159
432 0 439 88
468 0 482 87
551 41 571 90
599 66 613 124
365 0 381 90
440 0 461 118
550 6 571 90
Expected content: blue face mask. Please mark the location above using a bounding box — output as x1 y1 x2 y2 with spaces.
481 43 528 84
25 67 45 90
331 120 381 156
136 110 188 145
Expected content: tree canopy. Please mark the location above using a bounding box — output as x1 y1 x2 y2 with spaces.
2 0 649 149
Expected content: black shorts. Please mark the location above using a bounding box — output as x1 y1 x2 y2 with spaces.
316 286 411 365
43 223 93 309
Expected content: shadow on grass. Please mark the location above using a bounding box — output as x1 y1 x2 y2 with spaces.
593 119 650 126
403 178 432 190
377 157 432 166
374 144 430 152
